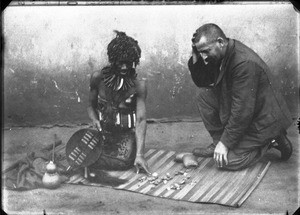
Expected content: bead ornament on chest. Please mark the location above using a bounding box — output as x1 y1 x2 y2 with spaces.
98 74 137 129
103 62 137 92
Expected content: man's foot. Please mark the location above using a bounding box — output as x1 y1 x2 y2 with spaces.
271 132 293 161
192 143 216 157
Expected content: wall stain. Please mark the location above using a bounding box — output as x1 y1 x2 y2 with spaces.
3 5 299 126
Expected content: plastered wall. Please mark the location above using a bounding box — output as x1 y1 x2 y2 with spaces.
3 4 299 126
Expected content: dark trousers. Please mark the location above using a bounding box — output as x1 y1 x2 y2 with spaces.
196 87 271 171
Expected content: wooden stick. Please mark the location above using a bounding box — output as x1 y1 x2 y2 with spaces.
52 136 55 162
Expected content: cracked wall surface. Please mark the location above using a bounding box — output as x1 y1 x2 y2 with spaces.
3 4 299 126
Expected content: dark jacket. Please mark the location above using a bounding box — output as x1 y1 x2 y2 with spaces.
188 39 293 149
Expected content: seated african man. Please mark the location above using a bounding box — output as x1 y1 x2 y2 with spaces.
66 31 151 176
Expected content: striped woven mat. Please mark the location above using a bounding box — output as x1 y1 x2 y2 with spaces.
55 145 271 208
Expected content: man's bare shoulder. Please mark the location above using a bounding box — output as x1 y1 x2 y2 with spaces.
90 69 106 90
135 78 147 96
91 70 102 80
135 77 147 87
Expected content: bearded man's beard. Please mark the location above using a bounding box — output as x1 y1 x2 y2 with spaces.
103 67 137 91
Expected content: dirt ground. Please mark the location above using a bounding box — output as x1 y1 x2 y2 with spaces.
2 120 299 215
